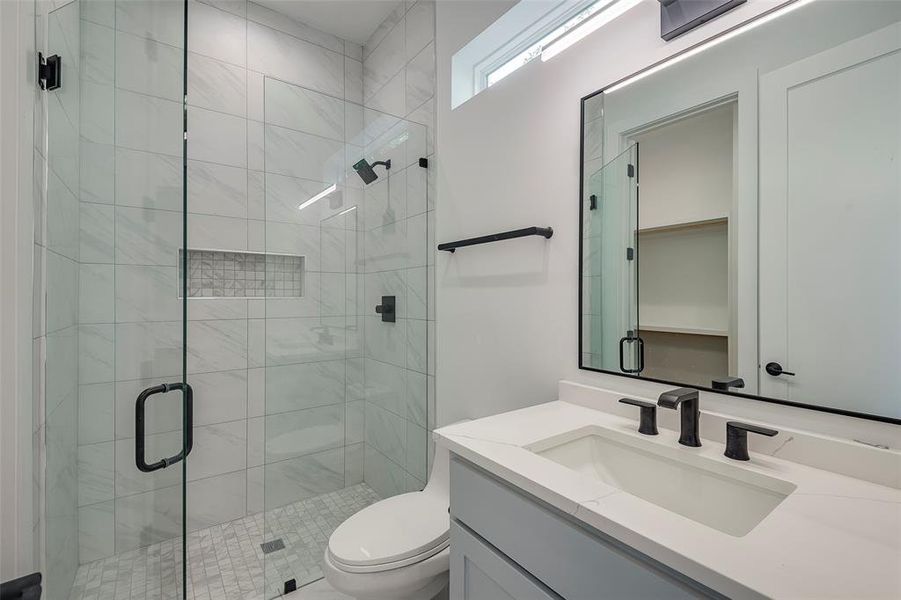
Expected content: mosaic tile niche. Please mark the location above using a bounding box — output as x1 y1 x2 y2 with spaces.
178 249 305 298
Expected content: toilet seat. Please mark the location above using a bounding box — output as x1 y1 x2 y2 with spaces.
327 492 450 574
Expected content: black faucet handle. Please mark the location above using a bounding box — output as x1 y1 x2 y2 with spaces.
618 398 658 435
711 377 745 391
725 421 778 461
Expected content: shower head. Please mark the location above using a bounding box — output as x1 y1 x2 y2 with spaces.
353 158 391 185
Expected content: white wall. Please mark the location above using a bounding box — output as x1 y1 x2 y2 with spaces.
434 0 900 448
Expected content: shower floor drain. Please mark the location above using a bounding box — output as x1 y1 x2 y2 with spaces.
260 539 285 554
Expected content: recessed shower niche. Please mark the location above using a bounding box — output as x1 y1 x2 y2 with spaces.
177 249 305 298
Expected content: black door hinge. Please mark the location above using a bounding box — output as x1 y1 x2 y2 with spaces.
38 53 61 91
627 164 635 178
589 194 598 210
626 247 634 260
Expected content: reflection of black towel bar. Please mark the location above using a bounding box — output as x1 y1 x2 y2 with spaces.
438 227 553 253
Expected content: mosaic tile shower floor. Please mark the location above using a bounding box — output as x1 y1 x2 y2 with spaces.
68 484 380 600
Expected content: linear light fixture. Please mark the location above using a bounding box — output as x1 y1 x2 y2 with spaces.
541 0 644 62
298 183 337 211
336 206 357 217
605 0 815 93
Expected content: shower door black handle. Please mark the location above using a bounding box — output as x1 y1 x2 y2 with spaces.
135 382 194 473
619 334 644 374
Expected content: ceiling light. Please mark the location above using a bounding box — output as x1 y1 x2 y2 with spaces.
605 0 815 93
298 183 337 211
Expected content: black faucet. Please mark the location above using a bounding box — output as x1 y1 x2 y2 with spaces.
724 421 778 461
711 376 744 391
657 388 701 447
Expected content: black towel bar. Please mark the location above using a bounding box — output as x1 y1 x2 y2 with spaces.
438 226 553 253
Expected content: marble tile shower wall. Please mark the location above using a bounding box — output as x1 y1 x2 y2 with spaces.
359 0 437 499
73 0 379 566
37 2 82 597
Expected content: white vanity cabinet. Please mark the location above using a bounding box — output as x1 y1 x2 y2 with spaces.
449 456 725 600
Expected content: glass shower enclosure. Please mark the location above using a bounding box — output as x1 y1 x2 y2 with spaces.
37 1 433 598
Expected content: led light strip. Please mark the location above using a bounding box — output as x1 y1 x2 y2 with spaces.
298 183 337 211
604 0 815 93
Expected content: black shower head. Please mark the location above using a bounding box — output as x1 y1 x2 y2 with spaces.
353 158 391 185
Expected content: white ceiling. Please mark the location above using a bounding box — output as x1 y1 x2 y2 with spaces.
254 0 402 45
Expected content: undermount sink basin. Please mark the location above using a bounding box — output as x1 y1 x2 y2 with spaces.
529 426 796 536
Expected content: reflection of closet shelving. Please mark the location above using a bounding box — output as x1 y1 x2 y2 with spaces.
638 324 727 337
638 216 727 235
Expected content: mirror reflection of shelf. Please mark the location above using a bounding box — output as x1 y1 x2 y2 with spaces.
638 216 728 235
638 324 728 337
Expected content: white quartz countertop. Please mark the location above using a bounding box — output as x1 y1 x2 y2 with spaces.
435 400 901 600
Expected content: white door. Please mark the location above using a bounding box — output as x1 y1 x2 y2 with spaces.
759 24 901 417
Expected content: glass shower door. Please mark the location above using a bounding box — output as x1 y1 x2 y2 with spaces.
260 76 432 595
581 145 640 373
41 0 191 598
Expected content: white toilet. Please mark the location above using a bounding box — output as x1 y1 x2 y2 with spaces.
322 444 451 600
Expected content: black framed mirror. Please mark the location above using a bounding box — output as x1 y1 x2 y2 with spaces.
578 0 901 425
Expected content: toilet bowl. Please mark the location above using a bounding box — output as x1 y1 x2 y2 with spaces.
323 443 451 600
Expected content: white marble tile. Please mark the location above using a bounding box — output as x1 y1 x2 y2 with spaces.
115 0 184 48
187 319 248 373
248 119 265 171
405 42 434 113
363 1 404 60
46 252 78 332
47 94 79 200
405 318 427 374
79 203 115 263
82 0 115 27
248 21 344 98
364 218 406 273
404 368 427 427
263 447 344 510
405 0 435 61
405 97 435 155
115 321 182 381
405 266 427 320
345 57 364 104
78 442 115 506
188 213 248 250
188 106 248 168
344 41 363 61
115 265 180 323
363 444 405 499
189 0 247 67
405 161 428 217
346 400 365 445
186 159 247 218
80 81 114 145
246 1 344 54
115 30 183 101
78 324 115 384
405 211 428 268
264 360 345 414
264 221 321 270
246 464 264 514
345 442 364 486
247 169 265 219
115 206 181 266
405 421 428 481
115 148 183 211
264 173 348 225
265 316 346 366
199 0 247 18
364 315 406 368
78 501 115 563
320 272 345 317
265 404 345 463
247 71 265 122
346 357 365 402
78 382 115 444
188 52 247 117
363 357 406 415
116 90 183 157
366 68 405 118
365 269 406 319
80 140 115 205
45 327 77 413
363 20 405 100
321 226 346 273
46 170 79 261
265 78 345 141
247 416 264 467
264 124 344 183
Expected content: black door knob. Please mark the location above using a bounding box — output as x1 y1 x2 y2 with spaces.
765 362 795 377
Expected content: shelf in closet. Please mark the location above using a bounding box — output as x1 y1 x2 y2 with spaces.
638 216 727 235
638 324 728 337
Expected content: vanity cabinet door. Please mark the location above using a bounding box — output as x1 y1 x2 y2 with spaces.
450 521 563 600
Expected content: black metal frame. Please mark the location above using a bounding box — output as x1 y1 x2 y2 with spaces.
577 71 901 427
438 226 553 253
